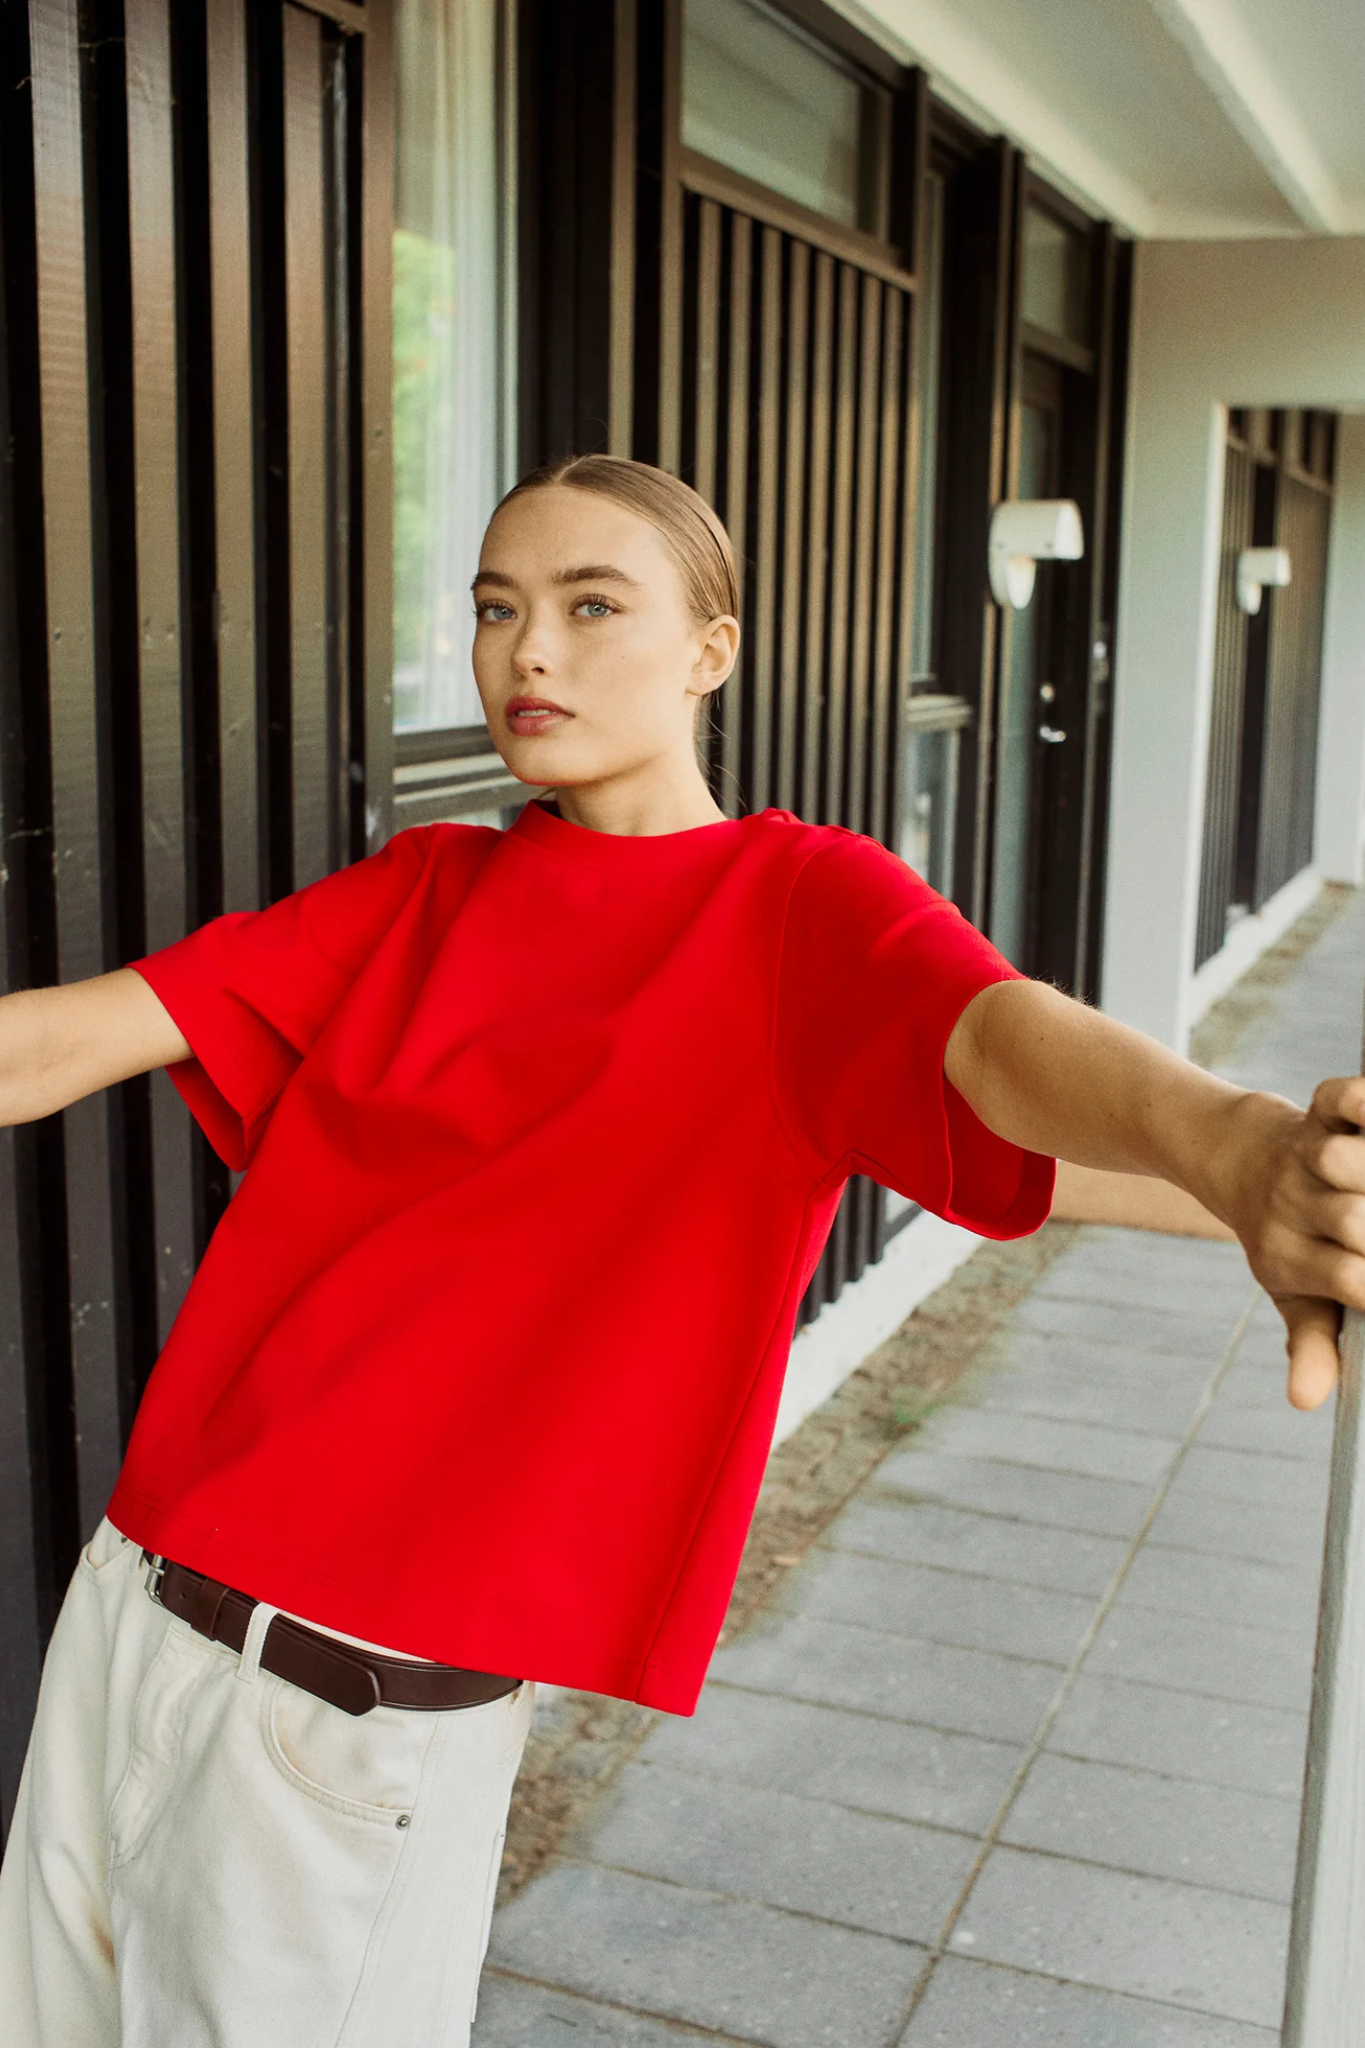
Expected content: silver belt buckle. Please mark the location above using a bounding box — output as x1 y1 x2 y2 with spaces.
144 1552 168 1605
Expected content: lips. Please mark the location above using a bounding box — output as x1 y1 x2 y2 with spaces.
506 695 571 737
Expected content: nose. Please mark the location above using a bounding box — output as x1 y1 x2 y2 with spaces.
511 621 551 679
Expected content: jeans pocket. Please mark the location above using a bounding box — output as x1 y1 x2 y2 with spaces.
262 1675 437 1826
78 1514 135 1578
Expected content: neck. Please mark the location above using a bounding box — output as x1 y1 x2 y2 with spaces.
545 755 727 837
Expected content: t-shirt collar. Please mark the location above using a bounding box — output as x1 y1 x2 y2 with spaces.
507 794 759 870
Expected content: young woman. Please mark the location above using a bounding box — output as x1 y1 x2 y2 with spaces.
0 455 1357 2046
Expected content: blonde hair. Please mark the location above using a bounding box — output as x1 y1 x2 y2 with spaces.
496 454 740 625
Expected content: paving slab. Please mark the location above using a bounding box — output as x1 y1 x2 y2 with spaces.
914 1404 1178 1486
1046 1672 1309 1800
871 1449 1154 1538
1199 1397 1336 1459
901 1955 1277 2047
1164 1442 1329 1515
1118 1541 1320 1638
1031 1259 1257 1319
706 1612 1061 1745
568 1762 979 1944
820 1498 1126 1599
773 1548 1095 1664
953 1842 1289 2027
487 1862 928 2048
1085 1604 1314 1710
475 1978 737 2047
638 1685 1022 1835
999 1750 1301 1901
951 1361 1205 1439
1146 1486 1328 1570
1012 1293 1240 1353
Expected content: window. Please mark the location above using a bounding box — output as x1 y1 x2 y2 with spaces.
683 0 890 236
393 0 513 737
1020 204 1091 346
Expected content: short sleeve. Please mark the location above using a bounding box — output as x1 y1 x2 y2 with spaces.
128 826 435 1171
773 832 1055 1238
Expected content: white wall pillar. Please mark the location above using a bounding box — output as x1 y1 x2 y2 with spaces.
1315 416 1365 886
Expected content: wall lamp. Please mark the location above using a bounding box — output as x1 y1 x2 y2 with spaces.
1236 546 1291 615
988 499 1085 609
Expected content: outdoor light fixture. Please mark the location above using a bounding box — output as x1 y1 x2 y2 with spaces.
1236 546 1292 615
988 499 1085 609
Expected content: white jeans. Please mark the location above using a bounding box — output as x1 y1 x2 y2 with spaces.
0 1516 536 2047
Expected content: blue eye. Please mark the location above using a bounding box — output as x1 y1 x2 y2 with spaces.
475 600 514 623
575 598 615 619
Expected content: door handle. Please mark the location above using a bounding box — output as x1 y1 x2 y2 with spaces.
1038 725 1067 744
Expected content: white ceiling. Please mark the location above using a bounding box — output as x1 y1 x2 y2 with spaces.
835 0 1365 236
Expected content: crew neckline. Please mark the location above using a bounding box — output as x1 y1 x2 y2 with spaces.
508 795 784 868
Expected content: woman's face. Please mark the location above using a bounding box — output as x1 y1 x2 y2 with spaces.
471 485 738 790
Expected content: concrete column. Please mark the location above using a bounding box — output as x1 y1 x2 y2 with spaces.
1314 415 1365 886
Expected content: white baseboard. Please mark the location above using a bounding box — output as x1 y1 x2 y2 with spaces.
772 1208 985 1447
1188 866 1321 1028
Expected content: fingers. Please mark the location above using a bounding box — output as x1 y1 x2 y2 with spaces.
1311 1076 1365 1130
1280 1295 1343 1411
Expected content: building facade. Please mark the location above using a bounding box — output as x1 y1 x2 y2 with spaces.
1 0 1361 1824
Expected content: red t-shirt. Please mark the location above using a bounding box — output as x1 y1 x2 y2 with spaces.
110 801 1054 1714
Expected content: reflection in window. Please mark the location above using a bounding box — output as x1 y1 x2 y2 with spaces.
683 0 889 236
393 0 510 733
910 170 945 690
1021 204 1091 345
900 699 969 901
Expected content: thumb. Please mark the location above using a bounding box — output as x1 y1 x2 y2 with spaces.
1279 1295 1343 1411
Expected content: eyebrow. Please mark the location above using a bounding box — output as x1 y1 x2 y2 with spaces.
470 564 643 592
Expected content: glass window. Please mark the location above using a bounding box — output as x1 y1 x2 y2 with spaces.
910 170 945 690
899 700 967 900
393 0 511 734
1021 204 1091 345
683 0 889 236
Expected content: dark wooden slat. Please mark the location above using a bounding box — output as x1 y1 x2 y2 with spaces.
749 225 782 812
799 250 834 824
776 238 809 814
847 271 882 834
822 262 859 827
358 0 395 853
283 3 332 889
693 198 721 505
30 0 121 1542
206 0 262 910
125 0 197 1354
1195 441 1253 965
0 0 46 1827
719 210 751 816
868 289 905 850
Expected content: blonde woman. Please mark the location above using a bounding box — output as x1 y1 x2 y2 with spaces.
0 456 1355 2045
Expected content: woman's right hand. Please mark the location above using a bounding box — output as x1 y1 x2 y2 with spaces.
0 969 190 1126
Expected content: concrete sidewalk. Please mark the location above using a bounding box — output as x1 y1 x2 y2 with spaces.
473 889 1364 2047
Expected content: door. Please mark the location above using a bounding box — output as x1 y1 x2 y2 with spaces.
989 356 1061 970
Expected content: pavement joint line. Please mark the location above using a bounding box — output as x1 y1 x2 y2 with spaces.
923 1949 1283 2034
720 1610 1074 1669
702 1675 1039 1744
891 1283 1264 2037
479 1965 770 2046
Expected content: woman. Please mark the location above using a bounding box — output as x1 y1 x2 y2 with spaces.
0 455 1356 2046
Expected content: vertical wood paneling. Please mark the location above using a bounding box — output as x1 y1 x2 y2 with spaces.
284 6 331 890
800 251 834 825
207 0 262 913
0 0 386 1828
718 211 751 815
847 271 882 832
30 0 121 1544
868 290 904 848
693 198 721 503
125 0 197 1354
823 263 858 826
776 240 809 814
750 226 782 812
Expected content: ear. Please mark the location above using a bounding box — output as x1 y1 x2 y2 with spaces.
690 615 741 695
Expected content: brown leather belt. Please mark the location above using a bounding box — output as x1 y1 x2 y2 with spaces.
142 1551 522 1717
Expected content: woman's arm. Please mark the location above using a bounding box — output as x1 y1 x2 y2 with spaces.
945 977 1365 1412
0 970 190 1126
